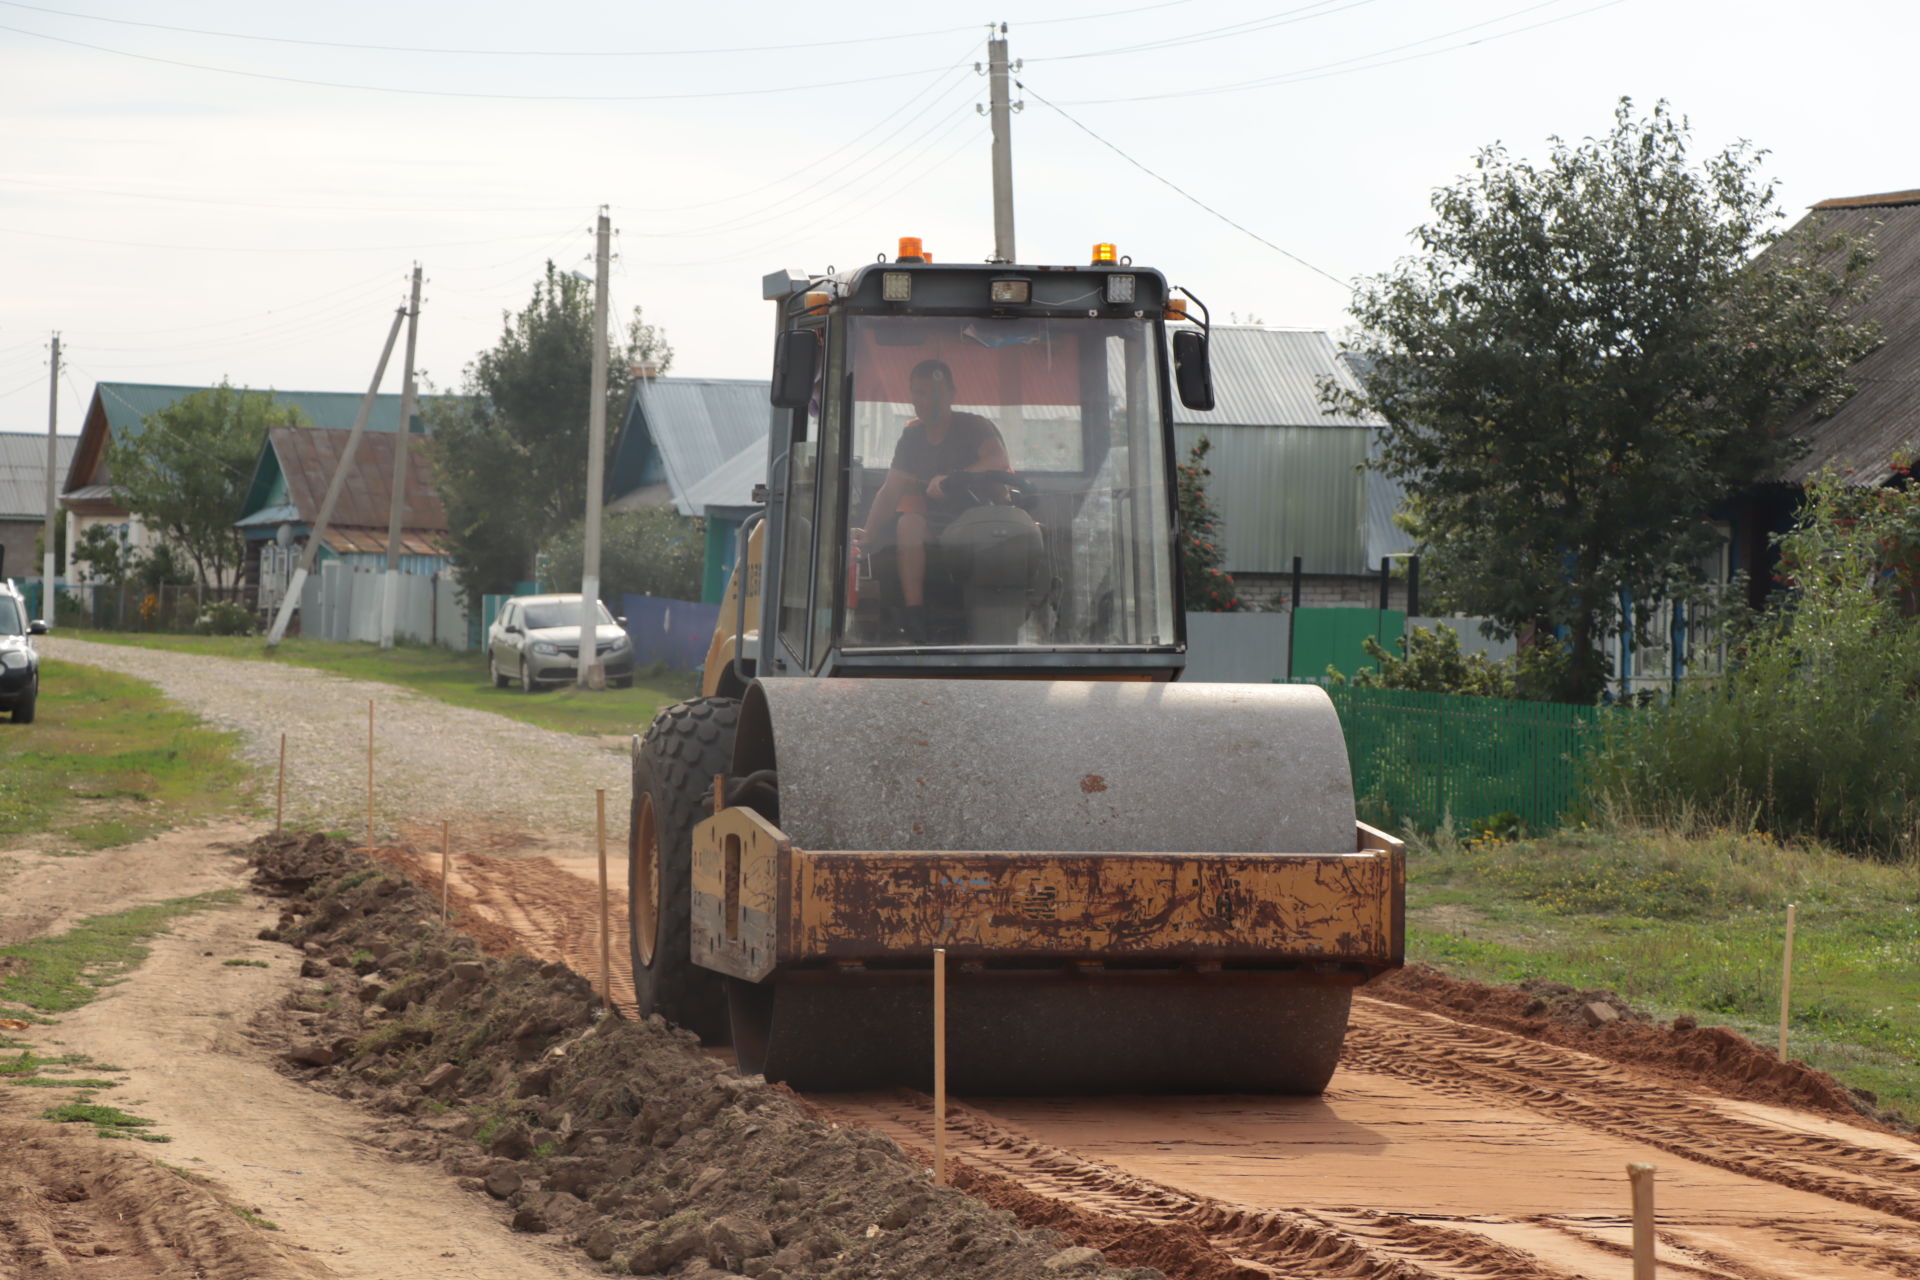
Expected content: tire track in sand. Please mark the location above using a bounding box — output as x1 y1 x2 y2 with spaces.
819 1091 1581 1280
1345 998 1920 1223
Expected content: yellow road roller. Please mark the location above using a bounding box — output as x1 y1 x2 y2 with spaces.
629 239 1402 1093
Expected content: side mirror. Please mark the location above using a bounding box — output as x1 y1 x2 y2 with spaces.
615 616 627 627
770 329 818 411
28 620 47 636
1173 330 1214 412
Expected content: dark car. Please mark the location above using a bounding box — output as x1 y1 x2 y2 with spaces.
0 580 47 724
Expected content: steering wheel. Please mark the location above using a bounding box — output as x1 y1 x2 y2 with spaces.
939 469 1028 508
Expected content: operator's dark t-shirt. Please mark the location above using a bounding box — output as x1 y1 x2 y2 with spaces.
889 413 1001 499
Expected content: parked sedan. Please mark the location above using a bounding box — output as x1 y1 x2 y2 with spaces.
487 594 634 691
0 580 47 723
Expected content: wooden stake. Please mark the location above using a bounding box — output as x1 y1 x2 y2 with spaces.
440 819 451 924
275 732 286 834
365 699 375 850
1627 1162 1656 1279
1779 902 1798 1059
597 788 612 1016
712 773 725 814
933 946 948 1187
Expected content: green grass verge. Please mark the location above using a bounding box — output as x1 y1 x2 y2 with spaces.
63 630 695 737
0 891 238 1015
42 1101 168 1141
0 659 249 849
1407 823 1920 1118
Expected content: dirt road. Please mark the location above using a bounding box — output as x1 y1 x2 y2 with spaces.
0 826 600 1280
433 846 1920 1280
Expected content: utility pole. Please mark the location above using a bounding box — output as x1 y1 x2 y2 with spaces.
984 24 1021 264
41 334 59 615
577 209 611 688
379 265 423 650
266 305 406 647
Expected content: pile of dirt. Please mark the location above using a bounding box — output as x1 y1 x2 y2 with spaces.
245 831 1161 1280
1370 963 1910 1131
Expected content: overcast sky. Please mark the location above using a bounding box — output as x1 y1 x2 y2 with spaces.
2 0 1914 436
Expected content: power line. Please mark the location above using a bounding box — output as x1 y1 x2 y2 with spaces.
0 21 962 102
0 223 586 254
1029 0 1379 62
1022 0 1202 24
0 1 977 57
1066 0 1626 102
1020 81 1349 288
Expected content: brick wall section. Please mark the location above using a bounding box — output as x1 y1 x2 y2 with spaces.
1230 572 1412 612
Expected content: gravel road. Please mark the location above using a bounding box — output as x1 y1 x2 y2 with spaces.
48 637 636 841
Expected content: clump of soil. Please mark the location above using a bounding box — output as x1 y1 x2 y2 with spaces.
246 831 1160 1280
1370 963 1911 1131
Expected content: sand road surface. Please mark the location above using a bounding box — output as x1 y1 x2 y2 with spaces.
429 845 1920 1280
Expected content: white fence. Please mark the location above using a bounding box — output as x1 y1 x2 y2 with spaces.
299 562 471 650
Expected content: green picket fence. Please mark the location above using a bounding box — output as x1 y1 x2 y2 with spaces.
1322 685 1605 833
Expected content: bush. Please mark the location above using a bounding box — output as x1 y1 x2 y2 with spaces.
194 601 257 637
541 508 703 606
1589 470 1920 854
1330 624 1571 702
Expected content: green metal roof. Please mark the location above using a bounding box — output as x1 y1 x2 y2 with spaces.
92 382 441 444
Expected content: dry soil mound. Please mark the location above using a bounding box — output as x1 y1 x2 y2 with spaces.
245 831 1156 1280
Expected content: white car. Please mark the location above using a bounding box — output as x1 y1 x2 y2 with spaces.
487 594 633 691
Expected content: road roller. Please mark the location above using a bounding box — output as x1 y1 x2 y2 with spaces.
628 239 1403 1093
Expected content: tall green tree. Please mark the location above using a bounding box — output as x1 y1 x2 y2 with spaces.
1177 435 1241 611
430 262 673 606
1329 100 1878 702
106 382 306 587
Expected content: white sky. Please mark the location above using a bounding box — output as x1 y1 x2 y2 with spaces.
2 0 1915 435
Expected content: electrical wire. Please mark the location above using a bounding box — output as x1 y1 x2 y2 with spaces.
1066 0 1626 102
0 372 48 400
63 266 406 338
0 21 960 102
0 1 978 57
0 222 583 255
1029 0 1378 61
622 87 978 240
1020 81 1348 287
1021 0 1201 25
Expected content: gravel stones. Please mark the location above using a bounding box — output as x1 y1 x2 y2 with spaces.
49 637 628 839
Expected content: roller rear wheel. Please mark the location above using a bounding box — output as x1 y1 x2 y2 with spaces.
628 696 738 1044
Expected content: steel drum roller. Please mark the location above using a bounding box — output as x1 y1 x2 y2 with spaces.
726 678 1365 1094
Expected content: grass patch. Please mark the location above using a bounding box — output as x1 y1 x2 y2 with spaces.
231 1205 280 1231
0 659 249 849
42 1101 168 1141
222 959 269 968
0 891 238 1015
63 630 694 737
10 1076 121 1088
1407 822 1920 1118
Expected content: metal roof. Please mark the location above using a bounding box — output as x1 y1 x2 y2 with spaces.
64 381 453 497
1771 199 1920 486
1174 327 1382 430
619 378 771 517
241 425 446 537
681 440 764 517
0 431 77 519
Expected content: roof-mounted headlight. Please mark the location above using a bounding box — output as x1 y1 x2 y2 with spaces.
990 279 1030 304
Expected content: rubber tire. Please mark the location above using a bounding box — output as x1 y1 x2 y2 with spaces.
629 695 739 1044
520 659 537 693
11 679 35 724
489 654 508 689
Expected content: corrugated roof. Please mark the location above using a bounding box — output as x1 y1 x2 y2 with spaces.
0 431 77 519
258 426 447 533
1771 201 1920 485
1173 327 1382 429
629 379 772 517
320 527 445 556
681 440 764 516
65 381 453 497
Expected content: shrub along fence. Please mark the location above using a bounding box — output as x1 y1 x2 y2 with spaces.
1324 685 1605 833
